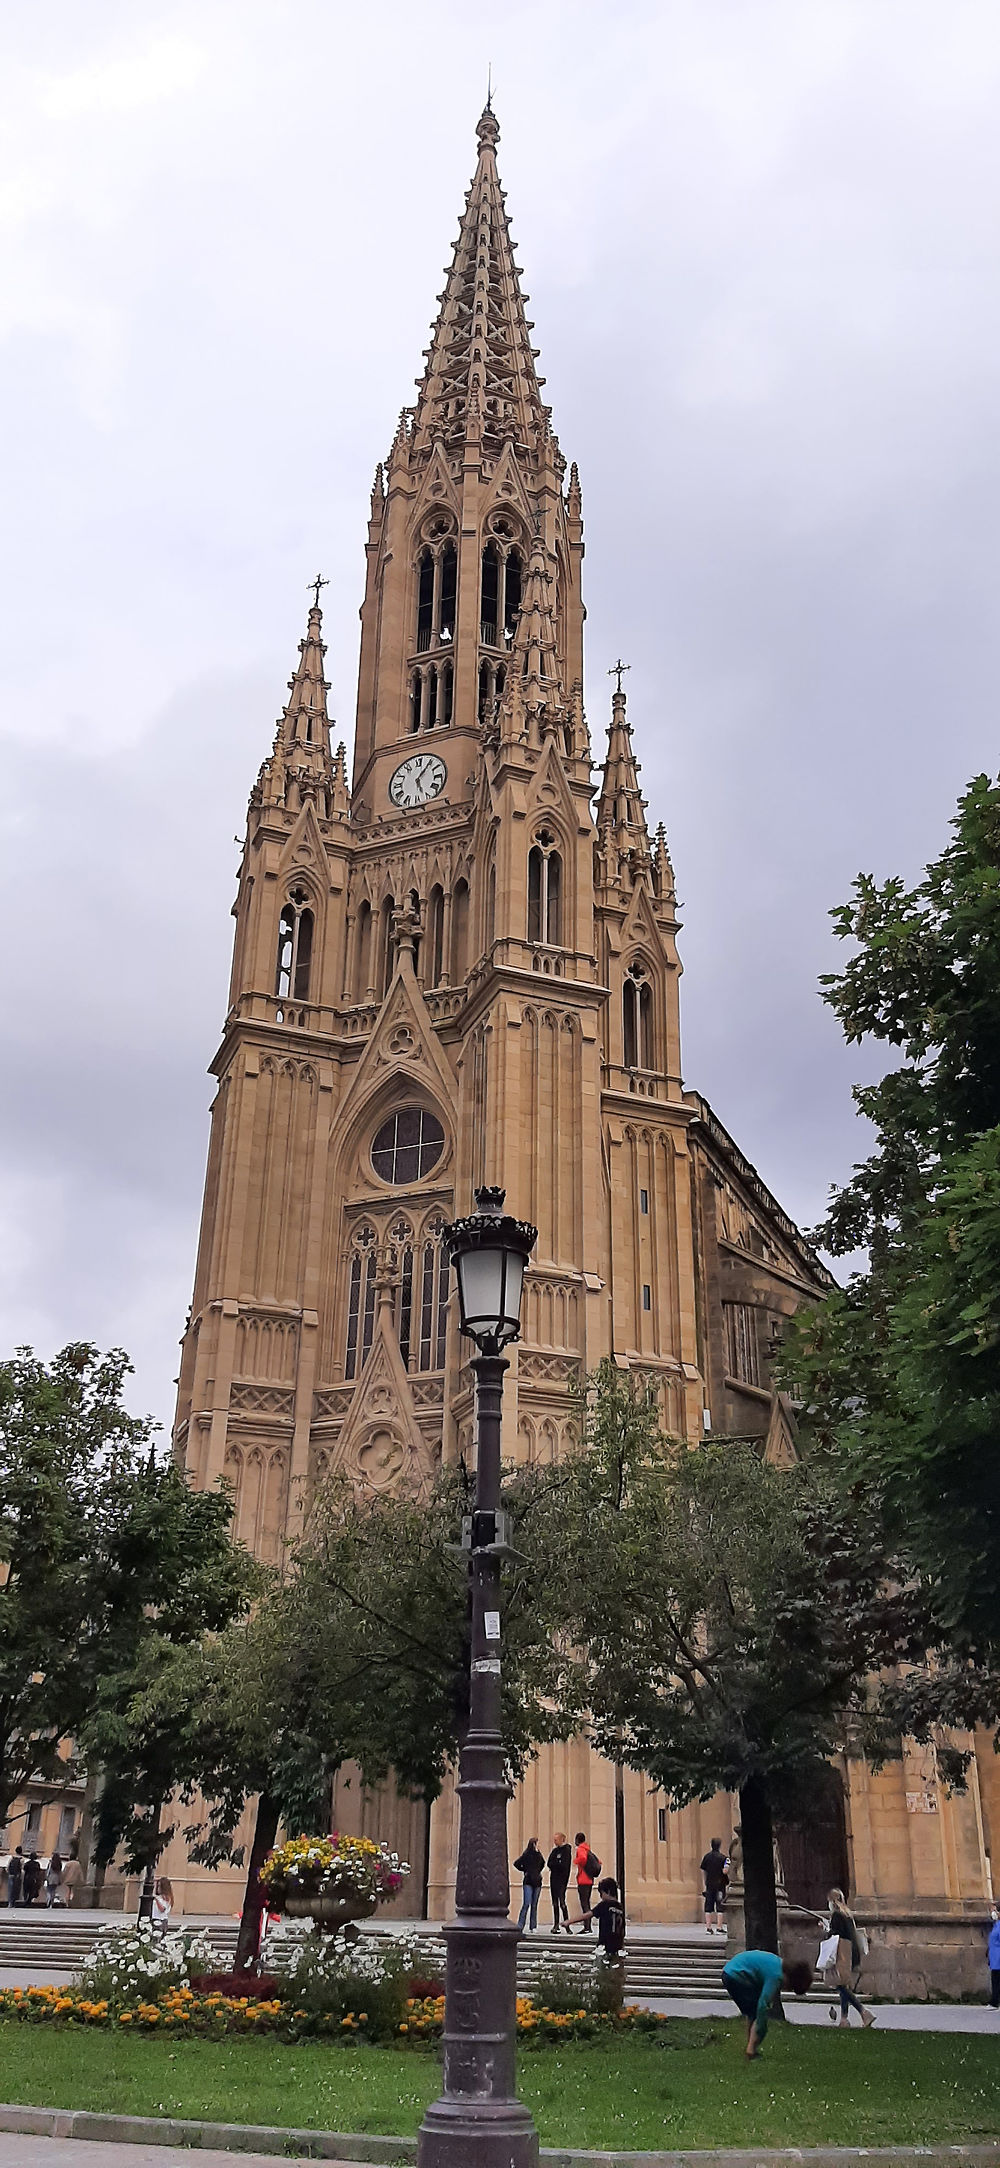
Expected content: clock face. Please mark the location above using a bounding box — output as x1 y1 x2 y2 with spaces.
388 753 447 809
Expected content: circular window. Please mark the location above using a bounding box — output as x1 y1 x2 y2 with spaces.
371 1109 445 1186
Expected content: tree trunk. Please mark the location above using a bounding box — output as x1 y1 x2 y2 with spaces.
739 1772 778 1955
234 1791 280 1974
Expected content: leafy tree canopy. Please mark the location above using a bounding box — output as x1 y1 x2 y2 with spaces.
550 1362 929 1950
0 1344 251 1826
784 773 1000 1647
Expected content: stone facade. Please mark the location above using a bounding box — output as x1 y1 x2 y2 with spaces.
166 109 997 1966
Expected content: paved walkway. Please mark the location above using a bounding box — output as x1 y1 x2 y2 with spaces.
0 2143 371 2168
639 1993 1000 2032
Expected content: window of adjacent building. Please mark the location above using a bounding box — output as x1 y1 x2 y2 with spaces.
527 830 562 945
275 888 314 1002
371 1108 445 1186
724 1301 761 1387
640 1188 649 1214
642 1284 651 1312
26 1803 42 1835
657 1807 667 1843
623 962 653 1068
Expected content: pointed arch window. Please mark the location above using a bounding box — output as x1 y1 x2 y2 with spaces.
416 550 434 652
379 896 395 996
623 962 653 1069
527 830 562 946
275 888 314 1000
438 543 457 642
438 659 453 727
427 885 444 987
410 671 422 734
345 1223 377 1380
355 899 372 1002
480 543 499 647
451 878 470 982
503 550 522 644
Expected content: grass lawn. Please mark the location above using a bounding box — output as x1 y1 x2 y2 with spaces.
0 2021 999 2150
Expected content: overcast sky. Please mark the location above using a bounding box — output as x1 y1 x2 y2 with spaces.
2 0 999 1434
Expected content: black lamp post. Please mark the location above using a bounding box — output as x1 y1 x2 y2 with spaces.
417 1186 539 2168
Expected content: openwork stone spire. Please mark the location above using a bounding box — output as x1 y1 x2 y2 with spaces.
412 106 548 458
277 595 333 766
595 683 652 887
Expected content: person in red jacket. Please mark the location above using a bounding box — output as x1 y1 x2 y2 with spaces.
574 1831 601 1930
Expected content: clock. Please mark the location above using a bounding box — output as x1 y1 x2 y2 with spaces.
388 752 447 809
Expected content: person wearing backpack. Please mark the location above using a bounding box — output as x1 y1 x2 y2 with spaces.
826 1887 875 2028
574 1831 601 1930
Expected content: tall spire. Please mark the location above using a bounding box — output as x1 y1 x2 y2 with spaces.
412 107 548 458
277 594 333 766
596 682 651 885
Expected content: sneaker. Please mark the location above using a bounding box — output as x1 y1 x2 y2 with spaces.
862 2010 876 2028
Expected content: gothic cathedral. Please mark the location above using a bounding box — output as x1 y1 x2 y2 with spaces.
172 108 999 1935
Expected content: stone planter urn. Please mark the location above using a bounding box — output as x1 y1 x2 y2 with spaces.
283 1889 378 1933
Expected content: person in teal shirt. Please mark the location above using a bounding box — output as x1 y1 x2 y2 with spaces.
722 1948 813 2058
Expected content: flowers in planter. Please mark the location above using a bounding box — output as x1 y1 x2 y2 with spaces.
258 1832 409 1914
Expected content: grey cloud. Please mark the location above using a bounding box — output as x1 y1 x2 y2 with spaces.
2 0 1000 1423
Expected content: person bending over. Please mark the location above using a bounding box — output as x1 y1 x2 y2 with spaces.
722 1947 813 2058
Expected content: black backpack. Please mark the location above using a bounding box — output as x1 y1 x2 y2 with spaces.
585 1848 602 1881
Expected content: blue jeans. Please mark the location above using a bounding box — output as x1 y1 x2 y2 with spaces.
517 1882 539 1930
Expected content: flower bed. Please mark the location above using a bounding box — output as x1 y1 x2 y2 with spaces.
0 1981 672 2045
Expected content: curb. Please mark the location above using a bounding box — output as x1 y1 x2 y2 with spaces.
0 2106 999 2165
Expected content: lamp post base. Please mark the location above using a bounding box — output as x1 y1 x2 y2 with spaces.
416 1916 539 2168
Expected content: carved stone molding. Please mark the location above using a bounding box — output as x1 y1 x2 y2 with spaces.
313 1387 354 1419
229 1382 295 1420
517 1350 579 1385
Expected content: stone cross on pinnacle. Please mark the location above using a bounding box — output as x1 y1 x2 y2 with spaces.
308 574 329 609
609 658 630 695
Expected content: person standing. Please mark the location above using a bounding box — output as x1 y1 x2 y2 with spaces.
513 1839 544 1933
574 1831 601 1931
60 1848 84 1908
547 1833 571 1932
988 1913 1000 2009
701 1836 728 1933
22 1852 42 1907
6 1849 22 1908
827 1888 875 2029
722 1948 813 2058
152 1876 173 1930
590 1875 626 1956
44 1852 63 1907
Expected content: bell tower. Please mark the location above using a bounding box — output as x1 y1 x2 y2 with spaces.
173 105 707 1912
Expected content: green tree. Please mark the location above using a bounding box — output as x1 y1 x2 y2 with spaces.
0 1343 249 1832
554 1363 925 1953
784 772 1000 1648
90 1457 581 1967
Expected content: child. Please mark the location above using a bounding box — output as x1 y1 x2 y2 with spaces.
721 1948 813 2058
588 1875 626 1956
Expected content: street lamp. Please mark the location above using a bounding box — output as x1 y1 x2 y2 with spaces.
417 1186 538 2168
